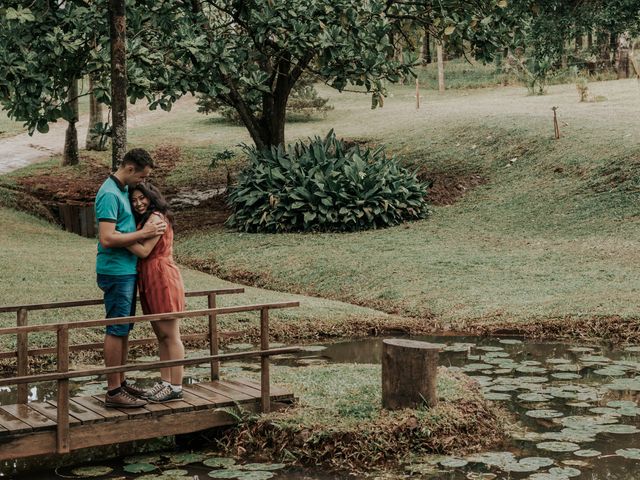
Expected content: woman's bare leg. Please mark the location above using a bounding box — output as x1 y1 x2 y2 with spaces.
152 318 184 385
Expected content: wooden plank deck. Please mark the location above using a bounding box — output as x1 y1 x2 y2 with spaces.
0 378 293 460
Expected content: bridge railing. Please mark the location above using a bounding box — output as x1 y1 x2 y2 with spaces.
0 288 244 402
0 293 300 454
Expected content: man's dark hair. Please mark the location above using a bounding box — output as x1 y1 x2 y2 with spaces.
121 148 154 171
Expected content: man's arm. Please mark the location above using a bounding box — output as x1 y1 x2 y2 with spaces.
98 220 166 249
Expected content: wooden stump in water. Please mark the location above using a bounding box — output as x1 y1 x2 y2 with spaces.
381 338 441 410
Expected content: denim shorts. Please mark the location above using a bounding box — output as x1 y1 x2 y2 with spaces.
97 274 137 337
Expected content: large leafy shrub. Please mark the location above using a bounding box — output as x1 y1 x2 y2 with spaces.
226 131 429 233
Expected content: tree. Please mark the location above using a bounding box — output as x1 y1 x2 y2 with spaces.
1 0 516 154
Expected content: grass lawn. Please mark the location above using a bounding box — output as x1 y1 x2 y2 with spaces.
172 79 640 328
3 73 640 338
0 109 25 139
0 207 390 351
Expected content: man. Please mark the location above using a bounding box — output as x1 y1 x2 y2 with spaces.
95 148 166 408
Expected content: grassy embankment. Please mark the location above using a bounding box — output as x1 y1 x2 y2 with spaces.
0 207 391 354
3 71 640 342
172 79 640 341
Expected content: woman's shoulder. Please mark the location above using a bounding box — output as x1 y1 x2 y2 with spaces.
149 211 166 222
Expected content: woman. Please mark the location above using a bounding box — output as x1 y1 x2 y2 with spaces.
126 182 185 403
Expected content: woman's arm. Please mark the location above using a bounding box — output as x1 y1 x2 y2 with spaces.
125 213 165 258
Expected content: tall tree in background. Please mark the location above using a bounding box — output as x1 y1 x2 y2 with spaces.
109 0 127 168
62 79 79 165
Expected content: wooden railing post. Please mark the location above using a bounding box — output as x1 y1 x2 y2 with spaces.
56 325 70 454
208 293 219 380
16 308 28 404
260 307 270 413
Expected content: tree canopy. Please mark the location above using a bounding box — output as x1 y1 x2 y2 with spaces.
1 1 525 150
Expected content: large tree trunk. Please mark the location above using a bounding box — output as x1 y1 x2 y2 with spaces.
617 32 630 79
62 79 79 166
86 75 107 151
421 30 431 64
109 0 127 170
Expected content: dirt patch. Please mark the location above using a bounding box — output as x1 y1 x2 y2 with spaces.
173 194 231 234
420 171 487 206
16 156 110 203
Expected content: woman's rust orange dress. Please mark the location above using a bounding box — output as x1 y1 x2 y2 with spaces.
137 213 185 315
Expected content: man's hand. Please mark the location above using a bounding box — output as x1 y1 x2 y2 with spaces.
141 218 167 238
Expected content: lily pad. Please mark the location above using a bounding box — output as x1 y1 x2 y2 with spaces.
615 448 640 459
518 393 553 402
168 453 206 465
499 339 523 345
599 424 639 434
466 473 497 480
440 457 468 468
606 400 637 408
208 471 243 479
526 409 563 419
624 346 640 353
124 454 162 464
604 378 640 391
238 463 285 471
548 467 581 478
573 449 601 457
536 441 580 452
70 466 113 477
123 463 157 474
551 373 582 380
203 457 237 468
162 470 189 477
466 451 517 468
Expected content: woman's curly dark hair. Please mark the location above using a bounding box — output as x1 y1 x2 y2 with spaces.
129 182 176 228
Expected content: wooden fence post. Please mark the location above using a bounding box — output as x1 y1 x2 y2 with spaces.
56 325 70 453
260 307 270 413
208 293 219 380
16 308 28 404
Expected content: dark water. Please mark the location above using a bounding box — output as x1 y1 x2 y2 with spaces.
3 336 639 479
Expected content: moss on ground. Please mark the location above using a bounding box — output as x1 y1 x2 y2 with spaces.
216 365 508 470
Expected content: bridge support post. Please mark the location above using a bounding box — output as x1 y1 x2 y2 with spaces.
56 325 70 453
16 308 28 404
260 307 270 413
208 293 219 380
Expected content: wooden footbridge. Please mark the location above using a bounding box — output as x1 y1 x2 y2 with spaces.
0 288 300 460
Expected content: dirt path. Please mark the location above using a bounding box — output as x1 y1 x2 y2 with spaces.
0 97 197 174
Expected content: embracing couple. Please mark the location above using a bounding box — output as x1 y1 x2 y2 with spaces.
95 148 185 408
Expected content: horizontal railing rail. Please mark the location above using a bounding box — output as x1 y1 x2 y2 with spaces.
0 287 244 313
0 302 299 335
0 347 300 387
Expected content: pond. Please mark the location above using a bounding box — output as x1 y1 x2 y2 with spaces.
3 335 639 479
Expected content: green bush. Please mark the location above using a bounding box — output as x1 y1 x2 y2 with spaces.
226 131 430 233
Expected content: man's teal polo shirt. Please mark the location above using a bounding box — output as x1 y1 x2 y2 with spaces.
95 175 138 275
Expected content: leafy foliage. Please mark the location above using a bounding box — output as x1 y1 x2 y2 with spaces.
0 0 516 148
226 131 429 233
